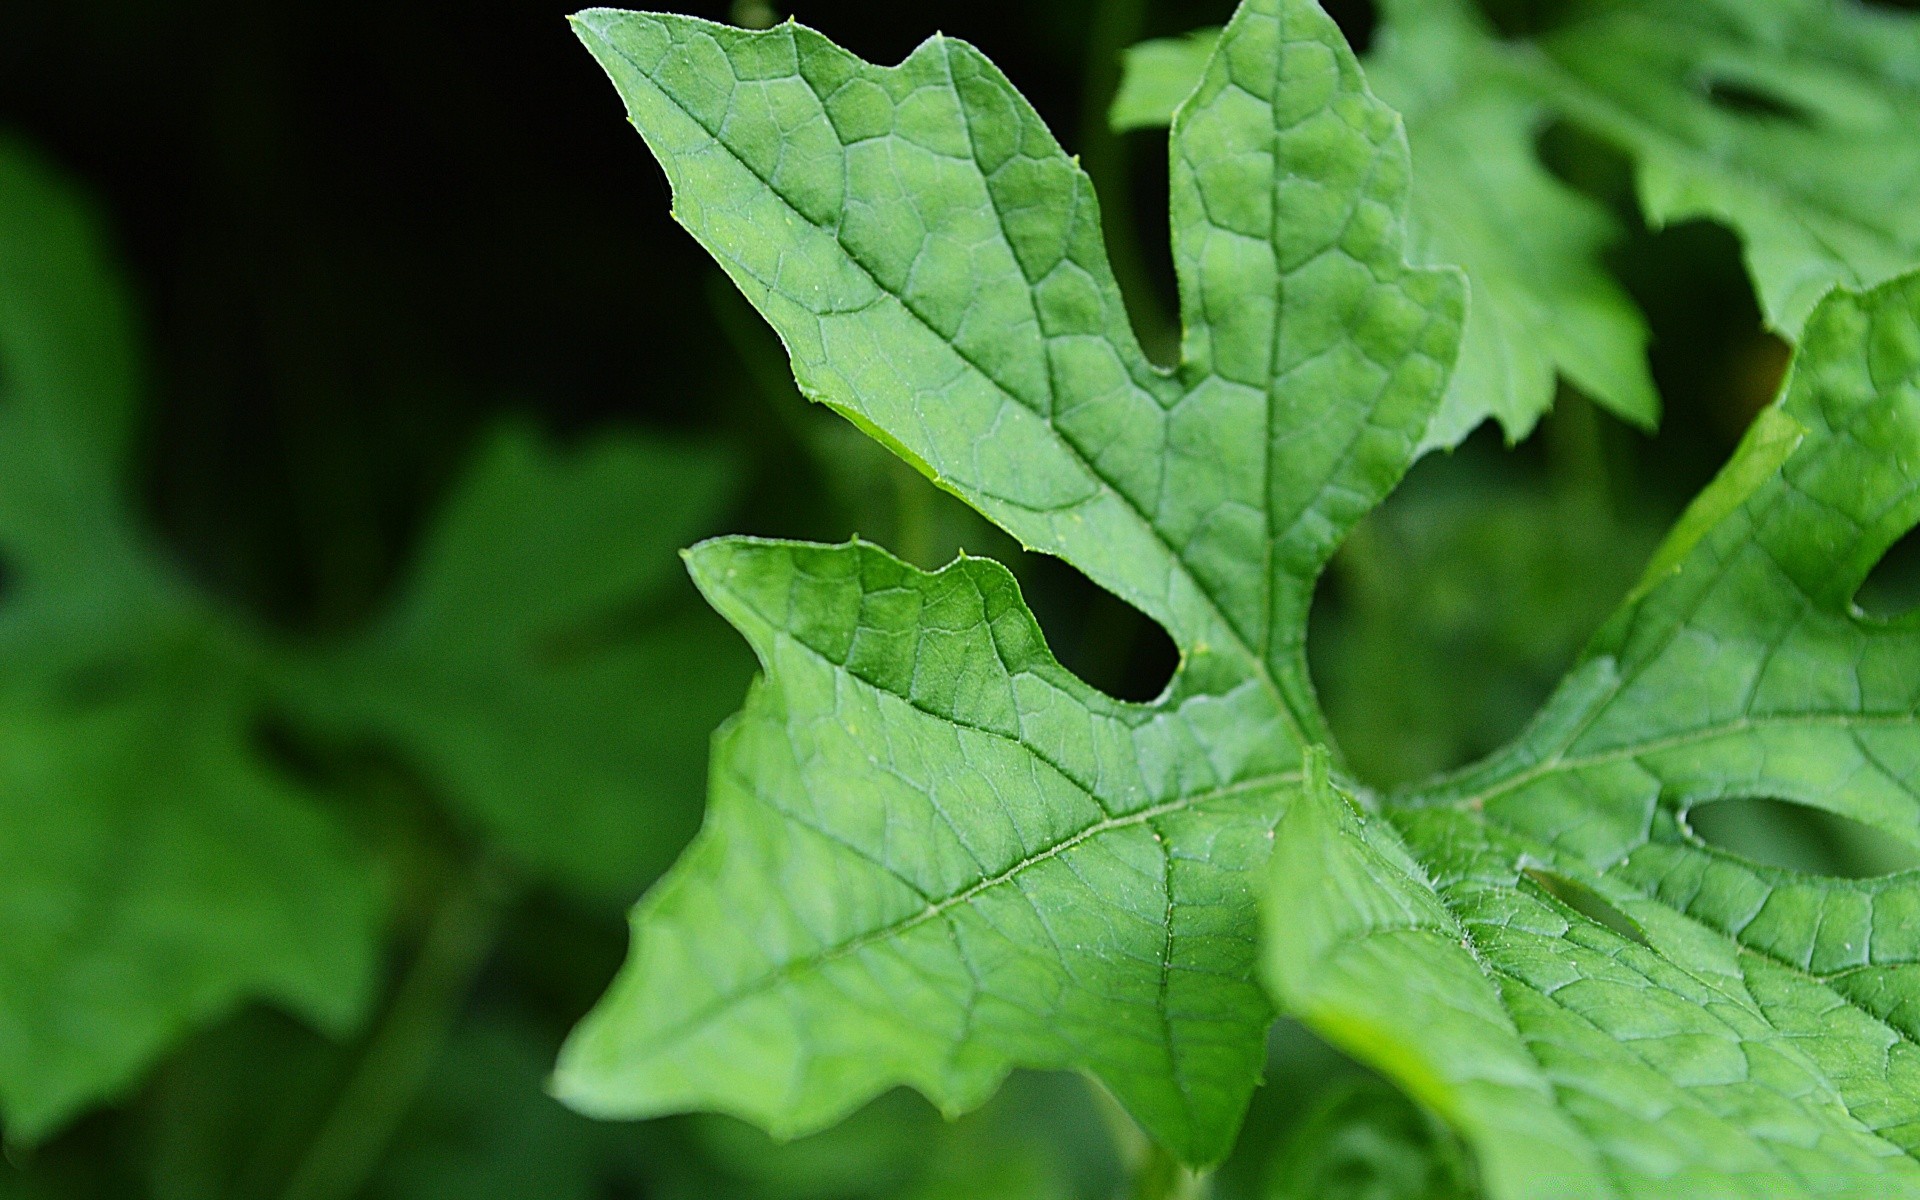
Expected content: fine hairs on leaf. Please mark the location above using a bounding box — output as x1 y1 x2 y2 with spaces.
557 0 1920 1193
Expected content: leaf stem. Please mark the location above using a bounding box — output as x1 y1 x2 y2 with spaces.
1084 1076 1214 1200
275 858 510 1200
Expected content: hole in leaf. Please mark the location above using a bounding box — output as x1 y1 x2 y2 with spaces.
1699 76 1813 125
1017 552 1178 704
1685 797 1920 878
1857 523 1920 619
1103 124 1181 367
1520 866 1652 946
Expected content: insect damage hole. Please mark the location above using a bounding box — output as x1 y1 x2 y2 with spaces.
1520 865 1652 947
1685 797 1920 878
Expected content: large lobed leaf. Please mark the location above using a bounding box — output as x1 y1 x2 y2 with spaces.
1112 0 1920 447
559 0 1461 1164
561 0 1920 1188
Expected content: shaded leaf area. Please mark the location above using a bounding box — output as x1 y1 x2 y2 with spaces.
560 0 1460 1164
1 1002 1126 1200
1111 0 1920 446
0 133 751 1145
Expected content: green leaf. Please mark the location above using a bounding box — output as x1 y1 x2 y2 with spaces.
1112 0 1920 444
1365 0 1656 447
1267 272 1920 1196
0 138 380 1145
1260 1078 1473 1200
1112 5 1656 447
1311 448 1663 788
0 664 380 1146
279 422 752 901
1531 0 1920 336
560 0 1460 1162
0 132 139 524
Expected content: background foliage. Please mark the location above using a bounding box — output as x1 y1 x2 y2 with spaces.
2 0 1918 1196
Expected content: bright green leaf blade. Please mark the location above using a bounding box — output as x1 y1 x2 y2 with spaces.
1271 273 1920 1194
571 0 1460 752
281 423 750 900
556 537 1297 1162
563 0 1461 1160
1534 0 1920 336
1264 752 1612 1198
1111 6 1657 446
0 677 380 1145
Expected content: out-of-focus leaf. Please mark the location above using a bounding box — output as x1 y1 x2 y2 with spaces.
1532 0 1920 335
368 1015 616 1200
0 137 380 1145
1312 448 1661 788
681 1073 1110 1200
0 673 377 1147
280 423 753 901
1262 1079 1472 1200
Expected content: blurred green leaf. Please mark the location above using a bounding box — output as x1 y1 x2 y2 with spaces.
0 137 380 1146
1312 442 1661 788
1112 0 1920 445
367 1015 618 1200
1261 1079 1471 1200
278 422 753 901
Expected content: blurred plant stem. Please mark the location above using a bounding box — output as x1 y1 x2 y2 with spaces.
276 857 512 1200
1086 1077 1213 1200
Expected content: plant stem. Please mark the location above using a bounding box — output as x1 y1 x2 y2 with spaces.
275 859 509 1200
1084 1076 1214 1200
1130 1144 1212 1200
